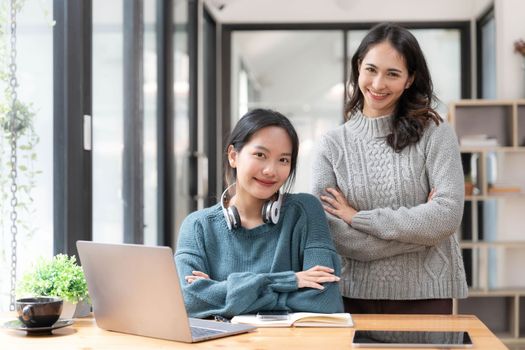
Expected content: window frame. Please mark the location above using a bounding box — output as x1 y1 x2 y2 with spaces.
53 0 93 258
476 6 495 99
221 21 472 135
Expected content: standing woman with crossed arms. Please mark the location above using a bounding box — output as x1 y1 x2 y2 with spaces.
312 23 468 314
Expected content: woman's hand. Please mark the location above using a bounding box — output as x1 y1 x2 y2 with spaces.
427 188 436 202
320 187 357 225
295 265 340 290
185 271 210 284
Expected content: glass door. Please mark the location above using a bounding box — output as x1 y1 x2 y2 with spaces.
230 30 345 193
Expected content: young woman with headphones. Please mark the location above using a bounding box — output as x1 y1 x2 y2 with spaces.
175 109 343 318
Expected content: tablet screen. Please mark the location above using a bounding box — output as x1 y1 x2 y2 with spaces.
352 330 473 348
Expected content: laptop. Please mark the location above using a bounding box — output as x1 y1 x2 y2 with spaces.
76 241 256 342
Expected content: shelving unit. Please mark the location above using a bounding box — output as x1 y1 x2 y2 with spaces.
449 99 525 348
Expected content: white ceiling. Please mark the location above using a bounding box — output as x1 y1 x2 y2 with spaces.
204 0 492 24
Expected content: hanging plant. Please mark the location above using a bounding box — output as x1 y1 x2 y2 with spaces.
0 99 40 236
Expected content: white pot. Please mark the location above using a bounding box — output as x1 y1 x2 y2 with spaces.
60 301 77 319
74 299 91 317
59 299 91 319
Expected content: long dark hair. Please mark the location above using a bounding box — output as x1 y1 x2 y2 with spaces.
345 23 441 152
224 108 299 193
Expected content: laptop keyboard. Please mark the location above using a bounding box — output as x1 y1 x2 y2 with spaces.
191 326 225 338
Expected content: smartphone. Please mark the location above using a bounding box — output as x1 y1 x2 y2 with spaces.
352 330 473 348
256 310 289 320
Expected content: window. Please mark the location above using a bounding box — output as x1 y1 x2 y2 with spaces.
173 0 191 240
231 30 344 192
92 0 161 244
92 0 125 242
0 1 54 311
228 24 469 193
143 1 158 245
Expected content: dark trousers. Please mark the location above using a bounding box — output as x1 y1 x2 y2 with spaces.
343 297 453 315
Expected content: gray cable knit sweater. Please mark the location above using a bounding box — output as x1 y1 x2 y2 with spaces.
312 110 468 300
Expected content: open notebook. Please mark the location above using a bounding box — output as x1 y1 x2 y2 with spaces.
231 312 353 328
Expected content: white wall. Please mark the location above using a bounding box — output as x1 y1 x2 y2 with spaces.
473 0 493 16
495 0 525 99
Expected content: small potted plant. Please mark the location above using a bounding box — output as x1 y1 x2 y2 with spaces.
515 39 525 58
17 254 90 318
464 174 474 196
515 39 525 97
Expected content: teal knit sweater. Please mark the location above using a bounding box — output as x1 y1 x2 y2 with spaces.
175 193 344 318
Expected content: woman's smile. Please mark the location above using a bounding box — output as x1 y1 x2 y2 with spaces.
367 89 390 100
254 177 277 187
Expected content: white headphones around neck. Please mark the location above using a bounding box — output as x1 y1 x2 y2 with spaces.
220 183 283 230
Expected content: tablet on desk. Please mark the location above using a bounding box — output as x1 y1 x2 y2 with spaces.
352 330 473 348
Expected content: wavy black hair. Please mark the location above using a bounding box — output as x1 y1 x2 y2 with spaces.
345 22 441 152
224 108 299 193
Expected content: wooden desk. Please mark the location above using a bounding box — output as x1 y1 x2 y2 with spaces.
1 313 507 349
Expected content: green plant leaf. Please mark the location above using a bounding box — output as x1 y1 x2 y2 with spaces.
17 254 90 303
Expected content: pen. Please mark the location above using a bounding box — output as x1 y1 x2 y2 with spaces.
213 315 231 323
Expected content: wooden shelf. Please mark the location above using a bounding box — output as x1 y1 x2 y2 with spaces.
465 194 525 201
461 147 525 153
452 99 525 344
450 101 514 147
460 241 525 248
450 99 518 107
467 289 525 297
